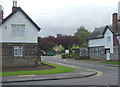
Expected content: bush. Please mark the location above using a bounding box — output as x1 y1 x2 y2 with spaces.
65 53 69 58
61 53 66 59
71 53 76 58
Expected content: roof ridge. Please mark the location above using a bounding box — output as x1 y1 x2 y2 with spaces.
1 7 41 31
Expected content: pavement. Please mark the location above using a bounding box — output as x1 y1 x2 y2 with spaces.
2 66 97 83
1 55 119 83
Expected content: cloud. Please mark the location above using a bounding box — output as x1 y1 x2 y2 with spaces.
1 0 119 37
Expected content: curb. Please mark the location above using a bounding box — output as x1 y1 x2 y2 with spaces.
2 72 97 83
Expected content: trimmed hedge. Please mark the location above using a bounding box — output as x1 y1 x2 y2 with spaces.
61 53 76 59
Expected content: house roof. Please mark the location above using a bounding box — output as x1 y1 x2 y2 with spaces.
87 25 113 40
1 7 41 31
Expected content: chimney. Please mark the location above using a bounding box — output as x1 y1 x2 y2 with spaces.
12 0 17 12
112 13 118 33
112 13 119 46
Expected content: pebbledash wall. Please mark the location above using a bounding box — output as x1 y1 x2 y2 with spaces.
88 28 118 61
0 10 40 68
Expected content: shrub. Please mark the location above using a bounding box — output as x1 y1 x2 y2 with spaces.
71 53 76 58
61 53 66 59
65 53 69 58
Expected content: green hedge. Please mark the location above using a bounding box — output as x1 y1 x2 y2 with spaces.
61 53 76 59
61 53 66 59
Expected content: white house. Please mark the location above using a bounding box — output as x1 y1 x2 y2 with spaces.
87 13 120 61
0 1 41 67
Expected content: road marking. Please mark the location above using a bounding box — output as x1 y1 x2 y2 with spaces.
84 68 102 76
46 61 102 76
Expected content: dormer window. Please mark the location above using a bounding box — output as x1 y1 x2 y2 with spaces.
12 24 25 37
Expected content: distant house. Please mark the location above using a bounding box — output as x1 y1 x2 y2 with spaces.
87 13 120 61
0 1 41 67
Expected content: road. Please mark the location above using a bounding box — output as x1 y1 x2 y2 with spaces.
3 55 119 86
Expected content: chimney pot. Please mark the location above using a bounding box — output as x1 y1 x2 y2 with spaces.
12 0 17 12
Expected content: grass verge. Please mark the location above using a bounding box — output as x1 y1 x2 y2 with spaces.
1 62 75 76
80 59 120 65
100 61 120 65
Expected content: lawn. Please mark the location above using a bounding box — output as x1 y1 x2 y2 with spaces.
100 61 120 65
1 62 75 76
80 59 120 65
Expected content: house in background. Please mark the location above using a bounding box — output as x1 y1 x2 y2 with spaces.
87 4 120 61
0 1 41 67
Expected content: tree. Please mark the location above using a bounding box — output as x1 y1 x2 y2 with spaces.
74 26 91 47
38 37 56 51
56 35 78 49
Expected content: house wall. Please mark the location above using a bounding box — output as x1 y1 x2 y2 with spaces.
89 46 118 61
0 11 38 43
88 28 113 53
2 43 38 68
0 10 40 68
89 46 106 61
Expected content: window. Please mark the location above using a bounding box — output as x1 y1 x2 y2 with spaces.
12 24 25 36
92 48 102 54
14 46 18 57
14 46 23 57
107 36 111 42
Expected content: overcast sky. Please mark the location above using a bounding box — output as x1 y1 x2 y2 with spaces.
0 0 119 37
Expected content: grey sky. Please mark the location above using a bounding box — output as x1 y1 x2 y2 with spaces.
0 0 119 37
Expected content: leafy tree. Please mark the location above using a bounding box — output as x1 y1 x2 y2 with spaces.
74 26 91 47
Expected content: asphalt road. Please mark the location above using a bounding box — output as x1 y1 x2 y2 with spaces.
3 55 119 86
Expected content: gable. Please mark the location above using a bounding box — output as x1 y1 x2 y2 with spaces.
0 8 40 43
87 25 113 40
2 7 41 31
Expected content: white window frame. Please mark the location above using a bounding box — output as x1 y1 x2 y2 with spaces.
12 24 25 37
14 46 18 57
14 46 23 57
19 47 23 57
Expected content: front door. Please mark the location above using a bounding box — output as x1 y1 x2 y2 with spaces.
106 49 110 61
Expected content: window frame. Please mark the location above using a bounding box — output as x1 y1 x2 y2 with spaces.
12 24 25 37
107 36 111 43
14 46 23 57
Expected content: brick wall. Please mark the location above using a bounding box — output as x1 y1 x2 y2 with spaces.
2 43 39 68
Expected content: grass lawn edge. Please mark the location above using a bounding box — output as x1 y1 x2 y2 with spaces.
79 59 120 65
1 62 75 76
